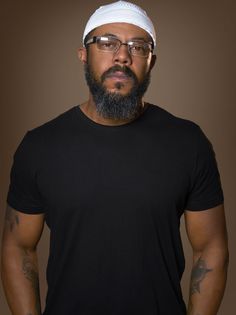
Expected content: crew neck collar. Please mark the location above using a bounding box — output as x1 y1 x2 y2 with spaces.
75 103 152 129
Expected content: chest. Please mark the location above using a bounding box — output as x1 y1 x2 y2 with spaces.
37 131 193 221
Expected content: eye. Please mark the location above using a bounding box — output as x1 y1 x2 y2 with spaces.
130 43 145 52
133 45 143 51
97 38 118 51
129 42 151 56
103 42 115 48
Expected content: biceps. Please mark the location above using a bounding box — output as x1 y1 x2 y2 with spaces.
184 204 228 252
2 205 45 249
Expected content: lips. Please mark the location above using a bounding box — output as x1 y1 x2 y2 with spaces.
101 66 137 84
105 71 131 80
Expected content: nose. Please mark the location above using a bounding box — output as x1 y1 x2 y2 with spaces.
113 44 132 66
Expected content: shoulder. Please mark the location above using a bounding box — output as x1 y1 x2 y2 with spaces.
147 104 196 127
20 106 79 145
147 104 208 143
29 106 78 136
13 106 79 160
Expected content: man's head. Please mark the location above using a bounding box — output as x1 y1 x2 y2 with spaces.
78 1 157 120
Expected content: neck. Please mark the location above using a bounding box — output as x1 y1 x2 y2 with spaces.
79 95 147 126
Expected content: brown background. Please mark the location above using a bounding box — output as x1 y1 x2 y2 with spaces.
0 0 235 314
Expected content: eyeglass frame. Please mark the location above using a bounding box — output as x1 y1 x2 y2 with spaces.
85 35 154 57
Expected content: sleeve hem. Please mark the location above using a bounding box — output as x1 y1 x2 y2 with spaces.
185 197 224 211
7 197 45 215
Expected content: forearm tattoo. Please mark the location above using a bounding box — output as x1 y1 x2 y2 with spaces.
5 205 19 231
22 250 41 315
4 207 41 314
190 257 212 295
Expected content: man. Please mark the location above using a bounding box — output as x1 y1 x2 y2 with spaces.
1 1 228 315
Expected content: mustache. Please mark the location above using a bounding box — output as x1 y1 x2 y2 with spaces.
101 65 137 83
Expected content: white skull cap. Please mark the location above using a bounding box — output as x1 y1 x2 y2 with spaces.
83 1 156 47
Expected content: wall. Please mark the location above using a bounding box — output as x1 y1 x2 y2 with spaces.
1 0 235 313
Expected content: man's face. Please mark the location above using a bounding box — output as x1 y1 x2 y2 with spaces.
80 23 156 119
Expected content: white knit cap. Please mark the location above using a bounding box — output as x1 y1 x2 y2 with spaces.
83 1 156 47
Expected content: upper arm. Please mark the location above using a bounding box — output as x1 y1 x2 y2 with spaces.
184 204 228 256
2 205 45 250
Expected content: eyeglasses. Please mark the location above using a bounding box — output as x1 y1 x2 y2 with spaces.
85 36 154 58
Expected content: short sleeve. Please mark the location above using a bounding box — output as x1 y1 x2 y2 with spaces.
185 127 224 211
7 131 44 214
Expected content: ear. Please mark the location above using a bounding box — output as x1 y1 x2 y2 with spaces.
77 47 87 64
149 54 157 71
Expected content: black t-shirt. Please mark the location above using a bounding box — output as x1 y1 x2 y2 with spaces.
7 104 224 315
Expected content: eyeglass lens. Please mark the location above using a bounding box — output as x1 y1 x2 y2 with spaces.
96 37 151 57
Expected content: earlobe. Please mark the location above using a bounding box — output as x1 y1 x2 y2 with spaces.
78 47 87 64
150 54 157 71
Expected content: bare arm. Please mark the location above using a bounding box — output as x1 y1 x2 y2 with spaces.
185 204 229 315
1 205 45 315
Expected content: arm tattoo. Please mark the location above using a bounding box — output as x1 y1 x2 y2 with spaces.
190 257 212 295
5 205 19 231
22 250 41 315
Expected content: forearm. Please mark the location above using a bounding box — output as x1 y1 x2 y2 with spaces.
187 249 229 315
1 244 41 315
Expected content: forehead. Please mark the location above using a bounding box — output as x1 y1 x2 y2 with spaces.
91 23 152 41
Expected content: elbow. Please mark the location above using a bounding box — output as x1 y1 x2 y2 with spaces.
213 243 229 271
206 247 229 273
223 248 229 271
193 241 229 272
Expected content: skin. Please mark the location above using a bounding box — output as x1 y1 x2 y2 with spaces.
185 204 229 315
1 206 44 315
78 23 156 126
1 22 229 315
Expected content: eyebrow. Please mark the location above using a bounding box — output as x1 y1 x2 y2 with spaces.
101 33 151 42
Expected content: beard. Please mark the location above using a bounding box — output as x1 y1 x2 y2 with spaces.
84 63 151 120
